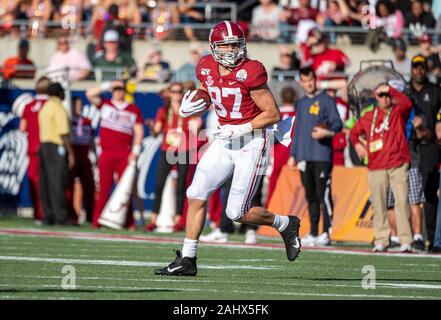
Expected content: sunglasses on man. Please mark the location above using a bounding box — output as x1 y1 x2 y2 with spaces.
376 92 391 98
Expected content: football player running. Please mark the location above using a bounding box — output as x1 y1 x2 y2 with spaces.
155 21 301 276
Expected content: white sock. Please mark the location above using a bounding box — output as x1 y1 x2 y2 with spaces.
182 238 199 258
272 215 289 232
391 236 400 243
413 234 423 241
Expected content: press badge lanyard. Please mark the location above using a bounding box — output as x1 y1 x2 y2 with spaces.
369 107 391 153
370 107 391 140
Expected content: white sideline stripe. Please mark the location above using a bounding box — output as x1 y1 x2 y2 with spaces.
0 283 439 300
2 228 441 259
2 254 440 274
0 256 280 270
377 283 441 290
3 274 441 291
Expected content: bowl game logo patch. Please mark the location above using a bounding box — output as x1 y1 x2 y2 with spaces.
236 69 247 82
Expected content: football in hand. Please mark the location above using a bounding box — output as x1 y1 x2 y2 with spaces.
190 89 211 116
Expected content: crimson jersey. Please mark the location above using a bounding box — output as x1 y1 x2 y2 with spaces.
196 55 268 125
22 95 48 154
98 99 143 152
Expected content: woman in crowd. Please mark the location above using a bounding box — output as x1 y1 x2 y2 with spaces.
144 82 202 232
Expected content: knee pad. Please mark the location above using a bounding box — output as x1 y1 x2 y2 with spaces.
226 205 244 222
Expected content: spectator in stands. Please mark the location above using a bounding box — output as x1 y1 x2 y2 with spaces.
29 0 52 36
178 0 205 41
316 0 350 44
302 29 350 78
250 0 282 42
86 79 144 230
418 34 441 80
271 46 300 82
116 0 142 25
289 67 343 247
19 76 51 224
150 0 180 40
47 36 92 82
350 83 413 252
66 96 96 225
137 48 171 83
90 0 109 39
409 55 441 252
174 42 204 83
280 0 319 26
90 2 134 54
405 0 436 31
144 82 202 232
0 0 19 30
345 0 370 28
1 39 35 80
38 82 75 226
390 38 411 81
53 0 84 27
366 0 404 52
266 86 296 207
93 29 136 81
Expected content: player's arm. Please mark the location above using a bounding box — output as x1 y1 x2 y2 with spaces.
250 83 280 129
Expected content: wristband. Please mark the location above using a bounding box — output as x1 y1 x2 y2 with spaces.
132 144 141 156
100 81 112 92
240 122 253 135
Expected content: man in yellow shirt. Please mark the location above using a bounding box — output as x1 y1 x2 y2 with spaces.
38 82 75 225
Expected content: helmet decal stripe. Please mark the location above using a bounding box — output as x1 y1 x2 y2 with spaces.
224 20 233 38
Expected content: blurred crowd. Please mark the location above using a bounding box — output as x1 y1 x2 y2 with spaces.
0 0 440 43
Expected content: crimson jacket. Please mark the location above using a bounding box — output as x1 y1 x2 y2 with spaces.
350 88 412 170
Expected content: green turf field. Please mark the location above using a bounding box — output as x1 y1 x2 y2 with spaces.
0 216 440 300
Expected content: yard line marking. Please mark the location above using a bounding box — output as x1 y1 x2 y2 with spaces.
0 283 439 300
0 255 281 270
2 228 441 259
376 283 441 290
3 274 441 291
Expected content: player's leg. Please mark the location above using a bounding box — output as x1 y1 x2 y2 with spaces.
154 139 234 276
225 133 301 261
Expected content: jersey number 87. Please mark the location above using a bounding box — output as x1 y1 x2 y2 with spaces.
207 86 243 119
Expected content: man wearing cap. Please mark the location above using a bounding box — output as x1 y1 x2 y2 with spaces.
1 39 35 80
391 38 411 81
408 54 441 251
350 83 414 253
93 30 136 81
418 34 441 81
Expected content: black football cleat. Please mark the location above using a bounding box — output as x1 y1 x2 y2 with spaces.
279 216 301 261
154 250 197 276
